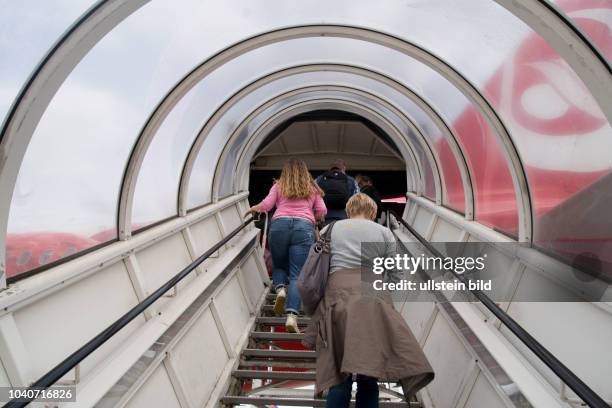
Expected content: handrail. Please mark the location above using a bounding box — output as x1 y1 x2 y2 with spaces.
387 209 608 408
3 217 255 408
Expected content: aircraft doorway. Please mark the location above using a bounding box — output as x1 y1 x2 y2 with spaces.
247 110 408 210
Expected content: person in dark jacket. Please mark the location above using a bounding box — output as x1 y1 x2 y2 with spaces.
356 175 383 222
315 159 359 225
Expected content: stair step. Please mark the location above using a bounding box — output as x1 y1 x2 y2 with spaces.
260 304 278 313
222 396 417 407
240 360 316 369
245 388 317 398
250 331 305 341
232 369 316 380
256 316 311 325
242 349 316 359
260 305 306 314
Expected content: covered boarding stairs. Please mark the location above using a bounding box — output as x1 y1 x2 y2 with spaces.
0 1 611 407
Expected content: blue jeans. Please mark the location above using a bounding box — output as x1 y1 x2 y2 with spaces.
326 375 379 408
268 217 315 314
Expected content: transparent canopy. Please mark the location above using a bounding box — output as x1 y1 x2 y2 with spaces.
549 0 611 62
211 88 426 199
0 0 94 124
1 0 610 279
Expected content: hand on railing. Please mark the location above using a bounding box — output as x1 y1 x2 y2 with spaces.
243 205 261 219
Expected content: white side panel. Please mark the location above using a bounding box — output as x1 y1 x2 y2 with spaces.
236 199 250 218
190 215 224 272
171 308 229 407
402 200 413 220
13 261 145 381
467 234 482 243
407 201 419 224
124 364 182 408
400 301 436 344
220 205 242 234
412 206 433 238
511 267 583 302
239 254 266 306
0 360 10 387
463 372 509 408
503 302 612 401
404 194 612 404
423 312 477 408
136 233 194 311
430 218 463 242
190 216 223 254
480 247 519 302
213 277 251 349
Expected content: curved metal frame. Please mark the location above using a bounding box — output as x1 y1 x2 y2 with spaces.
171 62 473 219
116 26 521 239
169 62 478 218
226 97 418 198
119 60 480 239
124 64 483 236
125 64 457 236
187 91 425 207
222 97 424 204
0 0 149 284
1 1 608 281
494 0 610 117
207 86 436 201
3 24 533 259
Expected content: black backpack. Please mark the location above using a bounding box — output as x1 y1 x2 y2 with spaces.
318 170 351 210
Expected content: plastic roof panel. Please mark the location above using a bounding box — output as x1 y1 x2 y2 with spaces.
0 0 94 125
131 56 289 229
224 95 422 199
212 87 427 200
1 0 610 279
5 0 288 275
550 0 611 61
147 36 483 218
190 86 423 208
211 81 442 205
129 37 480 223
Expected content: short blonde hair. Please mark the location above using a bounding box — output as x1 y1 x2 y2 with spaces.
346 193 377 219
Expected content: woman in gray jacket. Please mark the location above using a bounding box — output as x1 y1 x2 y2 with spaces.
303 193 434 407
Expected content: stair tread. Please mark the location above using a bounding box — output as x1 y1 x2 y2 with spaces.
242 349 316 358
222 395 417 407
256 316 311 325
233 369 316 380
260 305 306 315
240 360 316 368
250 331 305 341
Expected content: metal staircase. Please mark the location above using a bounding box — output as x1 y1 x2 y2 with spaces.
221 293 422 407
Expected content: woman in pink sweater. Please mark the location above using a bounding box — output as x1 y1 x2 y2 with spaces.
246 158 326 332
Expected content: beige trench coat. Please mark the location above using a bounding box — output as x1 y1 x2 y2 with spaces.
303 268 435 399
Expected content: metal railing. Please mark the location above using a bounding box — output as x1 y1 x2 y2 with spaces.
3 217 255 408
387 209 608 408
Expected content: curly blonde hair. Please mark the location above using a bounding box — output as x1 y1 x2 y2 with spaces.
277 158 323 199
